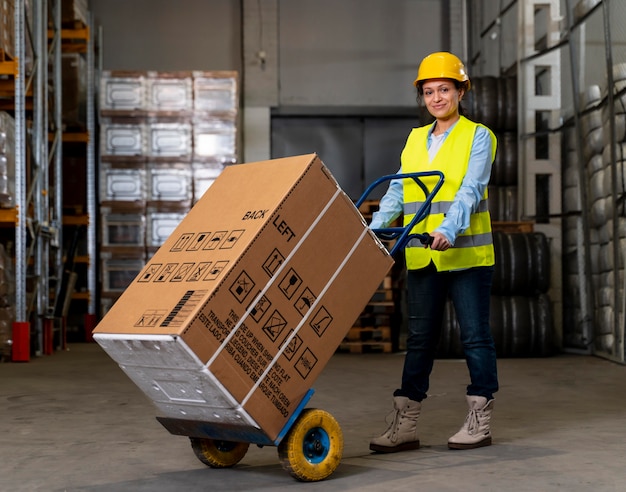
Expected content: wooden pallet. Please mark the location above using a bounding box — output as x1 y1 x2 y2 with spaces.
355 311 392 326
380 275 392 290
0 48 12 62
61 19 88 30
338 340 393 354
492 221 534 233
0 48 17 77
362 300 395 312
369 289 393 303
357 199 379 218
63 204 86 215
344 325 391 342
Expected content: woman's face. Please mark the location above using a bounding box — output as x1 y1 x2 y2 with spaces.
422 78 463 121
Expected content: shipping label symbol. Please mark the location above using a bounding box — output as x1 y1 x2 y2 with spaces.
171 233 195 252
204 260 229 281
295 348 318 379
279 268 301 300
188 262 212 281
203 231 228 250
135 309 169 327
230 271 255 303
154 263 179 282
263 248 284 278
139 263 162 282
186 232 212 251
172 262 196 282
220 229 245 250
310 306 332 337
281 330 303 361
249 292 271 323
263 310 287 342
295 287 316 316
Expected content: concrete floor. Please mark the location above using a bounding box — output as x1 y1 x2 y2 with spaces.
2 344 626 492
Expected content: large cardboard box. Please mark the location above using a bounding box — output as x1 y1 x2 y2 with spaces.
94 153 393 444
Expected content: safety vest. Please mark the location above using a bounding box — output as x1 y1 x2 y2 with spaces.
401 116 497 271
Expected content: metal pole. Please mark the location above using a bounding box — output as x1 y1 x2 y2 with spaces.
14 0 27 328
601 0 624 361
563 0 595 351
32 0 47 354
49 0 63 351
86 13 97 316
54 0 63 311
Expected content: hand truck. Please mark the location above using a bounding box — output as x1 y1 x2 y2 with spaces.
173 170 444 481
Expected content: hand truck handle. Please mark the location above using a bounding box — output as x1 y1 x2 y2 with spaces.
356 171 444 256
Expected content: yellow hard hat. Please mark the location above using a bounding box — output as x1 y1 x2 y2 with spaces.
413 52 470 90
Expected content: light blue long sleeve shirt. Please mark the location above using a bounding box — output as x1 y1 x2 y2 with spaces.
369 120 495 246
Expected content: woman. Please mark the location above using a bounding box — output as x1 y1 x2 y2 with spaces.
369 52 498 453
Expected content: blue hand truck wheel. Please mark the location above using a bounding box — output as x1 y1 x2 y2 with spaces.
277 408 344 482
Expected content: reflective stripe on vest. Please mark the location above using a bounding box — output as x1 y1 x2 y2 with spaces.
404 198 490 216
406 231 493 249
401 116 496 271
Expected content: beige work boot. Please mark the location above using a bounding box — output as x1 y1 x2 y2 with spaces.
448 395 494 450
369 396 421 453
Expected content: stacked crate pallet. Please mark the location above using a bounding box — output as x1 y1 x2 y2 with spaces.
338 199 396 353
98 70 238 316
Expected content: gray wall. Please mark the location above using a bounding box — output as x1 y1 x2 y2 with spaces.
277 0 443 107
91 0 449 105
91 0 241 72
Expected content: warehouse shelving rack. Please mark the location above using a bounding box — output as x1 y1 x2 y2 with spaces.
55 14 97 343
1 0 95 360
7 0 65 359
516 0 564 345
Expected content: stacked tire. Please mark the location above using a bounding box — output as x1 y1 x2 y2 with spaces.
562 66 626 356
433 75 553 358
436 231 553 358
466 76 519 221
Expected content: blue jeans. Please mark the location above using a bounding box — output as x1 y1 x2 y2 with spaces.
394 262 498 402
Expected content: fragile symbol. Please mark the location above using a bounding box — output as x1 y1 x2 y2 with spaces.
279 268 301 300
186 232 212 251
